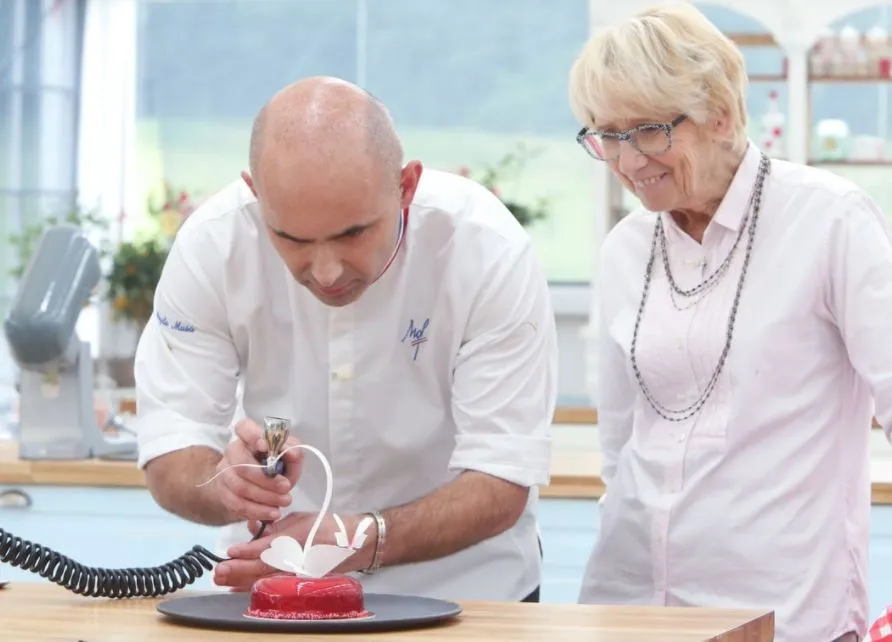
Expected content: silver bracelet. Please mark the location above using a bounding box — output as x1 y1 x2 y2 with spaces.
361 511 386 574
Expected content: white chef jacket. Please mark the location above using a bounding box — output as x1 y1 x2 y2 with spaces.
132 168 558 601
581 142 892 642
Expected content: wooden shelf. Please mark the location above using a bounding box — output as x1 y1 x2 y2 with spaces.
809 159 892 166
749 74 786 82
746 74 892 84
727 32 777 47
809 75 892 83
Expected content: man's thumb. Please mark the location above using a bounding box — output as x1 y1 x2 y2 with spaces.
234 418 265 451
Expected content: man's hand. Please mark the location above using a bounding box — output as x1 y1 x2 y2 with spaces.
214 419 304 523
213 512 375 591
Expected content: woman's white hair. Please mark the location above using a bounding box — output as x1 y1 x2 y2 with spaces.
568 1 749 153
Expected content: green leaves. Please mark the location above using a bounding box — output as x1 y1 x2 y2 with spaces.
105 237 169 326
461 143 549 227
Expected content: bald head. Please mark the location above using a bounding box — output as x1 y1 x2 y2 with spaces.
248 76 404 190
243 77 424 308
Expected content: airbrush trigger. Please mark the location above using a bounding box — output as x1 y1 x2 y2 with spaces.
261 416 291 478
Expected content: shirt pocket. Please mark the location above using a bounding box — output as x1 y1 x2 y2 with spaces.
608 304 731 452
677 358 732 450
688 399 730 450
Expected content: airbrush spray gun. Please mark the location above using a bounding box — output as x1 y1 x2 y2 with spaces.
250 416 292 540
0 416 295 598
259 415 290 478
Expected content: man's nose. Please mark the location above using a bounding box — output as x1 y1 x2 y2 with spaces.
616 141 647 175
310 246 344 287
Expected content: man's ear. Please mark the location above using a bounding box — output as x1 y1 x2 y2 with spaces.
241 170 258 197
398 160 423 209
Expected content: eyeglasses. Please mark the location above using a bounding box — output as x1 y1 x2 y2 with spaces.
576 114 688 162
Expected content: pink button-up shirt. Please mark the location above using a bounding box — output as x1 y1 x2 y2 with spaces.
581 142 892 642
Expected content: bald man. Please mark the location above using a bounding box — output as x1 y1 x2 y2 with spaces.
133 76 558 603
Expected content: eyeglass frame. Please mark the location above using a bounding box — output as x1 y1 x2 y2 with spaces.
575 114 688 162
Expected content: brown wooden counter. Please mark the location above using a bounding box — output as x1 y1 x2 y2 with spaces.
552 405 888 429
0 439 608 498
0 583 774 641
2 438 892 503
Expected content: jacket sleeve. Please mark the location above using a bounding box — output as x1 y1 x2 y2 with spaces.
448 243 558 488
132 225 241 469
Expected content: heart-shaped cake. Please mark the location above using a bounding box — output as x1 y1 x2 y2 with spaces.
246 573 369 620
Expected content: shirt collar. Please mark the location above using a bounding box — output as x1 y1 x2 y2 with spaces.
710 140 763 233
371 208 409 284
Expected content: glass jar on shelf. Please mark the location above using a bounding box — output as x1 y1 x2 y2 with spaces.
838 25 862 77
867 25 891 78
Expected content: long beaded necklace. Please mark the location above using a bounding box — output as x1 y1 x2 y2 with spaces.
629 153 771 422
664 177 756 312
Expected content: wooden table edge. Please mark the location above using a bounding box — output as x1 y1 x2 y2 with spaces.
713 610 775 641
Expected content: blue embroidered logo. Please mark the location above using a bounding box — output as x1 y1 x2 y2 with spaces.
156 311 196 333
401 317 429 361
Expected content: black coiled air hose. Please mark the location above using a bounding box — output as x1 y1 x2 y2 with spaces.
0 528 224 598
0 458 284 598
0 521 273 598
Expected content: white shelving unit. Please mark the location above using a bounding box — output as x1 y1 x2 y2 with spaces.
587 0 892 230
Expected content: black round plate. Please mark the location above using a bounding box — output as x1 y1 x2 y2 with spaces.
156 592 463 633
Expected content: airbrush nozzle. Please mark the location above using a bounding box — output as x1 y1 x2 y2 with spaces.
261 416 291 477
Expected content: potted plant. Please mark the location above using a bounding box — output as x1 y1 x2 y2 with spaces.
456 144 549 227
105 238 170 327
105 182 196 327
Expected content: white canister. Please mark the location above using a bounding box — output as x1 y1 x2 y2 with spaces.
814 119 850 161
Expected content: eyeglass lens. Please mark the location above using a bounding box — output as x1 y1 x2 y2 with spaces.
582 127 671 160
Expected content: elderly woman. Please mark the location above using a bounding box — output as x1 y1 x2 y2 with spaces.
568 4 892 642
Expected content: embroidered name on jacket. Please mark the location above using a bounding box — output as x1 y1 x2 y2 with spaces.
156 311 195 333
401 318 430 361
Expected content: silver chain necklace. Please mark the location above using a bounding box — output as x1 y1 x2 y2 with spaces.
629 153 771 422
664 188 752 312
667 265 723 311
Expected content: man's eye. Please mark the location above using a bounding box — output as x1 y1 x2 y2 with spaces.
344 228 365 238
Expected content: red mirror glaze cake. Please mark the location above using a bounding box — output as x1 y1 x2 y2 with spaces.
246 573 369 620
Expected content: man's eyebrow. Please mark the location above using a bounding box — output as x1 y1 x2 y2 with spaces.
269 221 376 243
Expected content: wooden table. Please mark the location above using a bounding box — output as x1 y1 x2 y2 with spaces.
0 584 774 641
